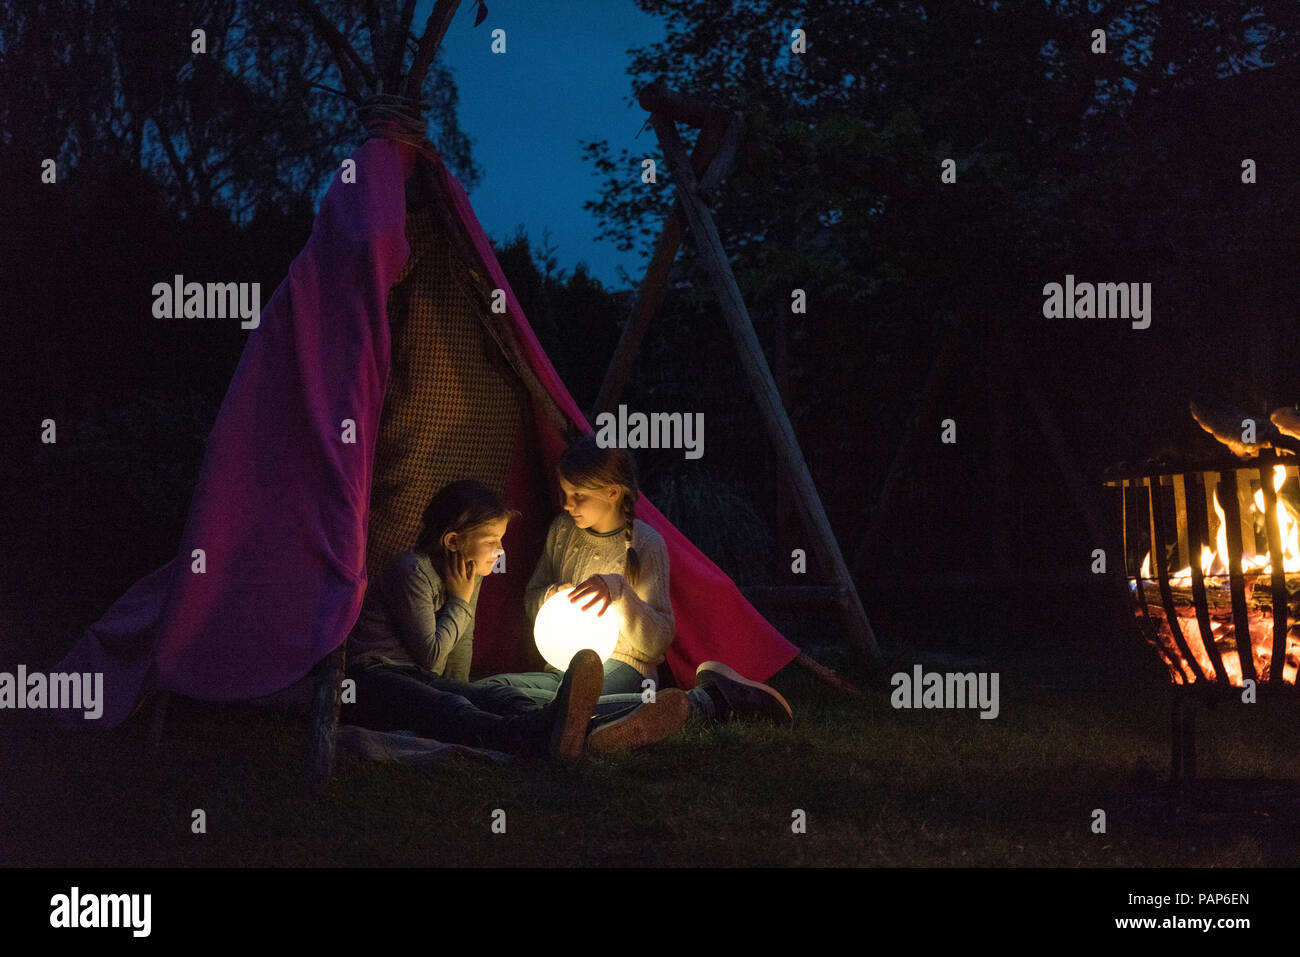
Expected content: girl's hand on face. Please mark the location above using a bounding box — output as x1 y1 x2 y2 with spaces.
569 575 614 616
446 550 476 603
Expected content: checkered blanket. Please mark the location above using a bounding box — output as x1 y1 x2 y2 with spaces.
364 194 525 579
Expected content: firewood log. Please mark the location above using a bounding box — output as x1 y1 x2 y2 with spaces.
1272 406 1300 442
1140 579 1299 615
1190 399 1263 457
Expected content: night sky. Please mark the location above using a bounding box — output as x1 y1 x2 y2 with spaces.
403 0 667 290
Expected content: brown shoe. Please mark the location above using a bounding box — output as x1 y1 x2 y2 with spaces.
548 649 604 762
586 688 689 755
695 661 793 724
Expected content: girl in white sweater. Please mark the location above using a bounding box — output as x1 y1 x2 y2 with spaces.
476 435 792 743
479 434 672 698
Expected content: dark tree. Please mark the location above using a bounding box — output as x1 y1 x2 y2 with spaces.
578 0 1300 593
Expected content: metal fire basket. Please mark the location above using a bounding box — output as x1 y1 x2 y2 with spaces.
1107 451 1300 782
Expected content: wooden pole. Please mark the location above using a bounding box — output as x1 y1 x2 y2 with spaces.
298 0 373 101
649 109 882 668
638 79 731 129
363 0 386 89
592 109 739 419
697 112 743 194
793 652 863 699
772 305 798 569
404 0 463 99
306 645 347 795
387 0 419 92
591 210 687 419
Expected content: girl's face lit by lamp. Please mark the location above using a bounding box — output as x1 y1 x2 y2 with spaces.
442 518 508 575
559 478 622 533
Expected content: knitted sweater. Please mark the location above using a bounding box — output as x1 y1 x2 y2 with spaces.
346 549 482 680
524 513 675 678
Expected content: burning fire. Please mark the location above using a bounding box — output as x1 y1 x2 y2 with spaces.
1135 465 1300 685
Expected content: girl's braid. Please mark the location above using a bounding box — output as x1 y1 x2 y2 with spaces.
620 487 642 588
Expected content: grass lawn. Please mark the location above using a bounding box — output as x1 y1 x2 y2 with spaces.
6 652 1300 867
5 509 1300 868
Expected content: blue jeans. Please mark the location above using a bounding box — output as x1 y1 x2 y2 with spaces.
474 659 650 718
343 665 551 754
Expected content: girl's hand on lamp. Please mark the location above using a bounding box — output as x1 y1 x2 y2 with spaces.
446 550 476 603
544 583 574 603
569 575 614 616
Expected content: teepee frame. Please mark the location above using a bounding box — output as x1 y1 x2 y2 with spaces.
593 80 884 672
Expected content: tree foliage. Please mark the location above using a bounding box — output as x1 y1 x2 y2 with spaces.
578 0 1300 579
0 0 481 221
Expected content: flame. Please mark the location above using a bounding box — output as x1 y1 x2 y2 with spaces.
1136 466 1300 685
1253 465 1300 573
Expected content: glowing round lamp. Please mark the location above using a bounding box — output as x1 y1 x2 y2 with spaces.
533 587 620 670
